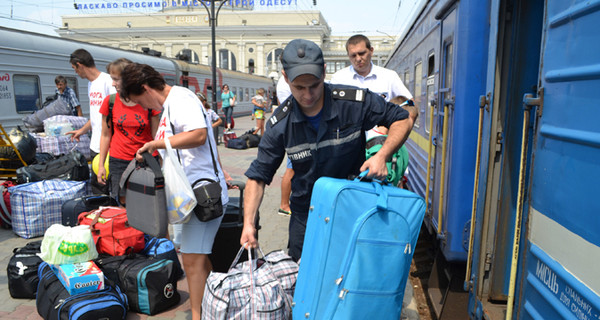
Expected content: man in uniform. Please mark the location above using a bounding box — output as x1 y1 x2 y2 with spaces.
240 39 413 261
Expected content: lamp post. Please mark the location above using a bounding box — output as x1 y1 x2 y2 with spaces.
200 0 227 111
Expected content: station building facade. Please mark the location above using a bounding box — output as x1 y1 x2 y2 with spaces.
58 1 396 81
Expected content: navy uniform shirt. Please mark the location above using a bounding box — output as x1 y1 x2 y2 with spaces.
245 83 409 217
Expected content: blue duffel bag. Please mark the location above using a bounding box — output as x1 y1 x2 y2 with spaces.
141 235 184 280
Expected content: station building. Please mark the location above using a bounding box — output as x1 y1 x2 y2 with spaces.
57 1 396 81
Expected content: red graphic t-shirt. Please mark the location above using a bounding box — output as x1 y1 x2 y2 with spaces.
99 93 160 161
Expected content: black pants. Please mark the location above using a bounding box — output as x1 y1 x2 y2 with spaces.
288 213 308 262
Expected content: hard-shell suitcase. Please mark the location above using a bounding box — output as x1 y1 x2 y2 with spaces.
292 174 426 320
119 152 167 238
61 195 119 226
209 181 260 273
36 262 128 320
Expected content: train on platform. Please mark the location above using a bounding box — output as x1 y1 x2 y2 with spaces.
386 0 600 319
0 27 273 130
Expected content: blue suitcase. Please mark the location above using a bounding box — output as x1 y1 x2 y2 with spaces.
292 174 426 320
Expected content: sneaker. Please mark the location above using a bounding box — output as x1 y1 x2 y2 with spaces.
278 208 291 217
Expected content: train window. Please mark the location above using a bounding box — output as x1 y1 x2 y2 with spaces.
245 88 249 101
65 76 79 98
13 74 41 113
404 69 410 87
443 43 453 92
427 52 435 77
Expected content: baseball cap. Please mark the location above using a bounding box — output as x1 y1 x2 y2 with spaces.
281 39 324 82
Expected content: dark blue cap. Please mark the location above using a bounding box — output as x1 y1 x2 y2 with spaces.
281 39 324 82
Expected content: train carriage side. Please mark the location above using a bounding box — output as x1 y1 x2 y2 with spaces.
386 0 490 264
0 27 178 130
464 0 600 319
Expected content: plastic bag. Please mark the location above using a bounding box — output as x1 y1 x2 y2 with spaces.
163 136 197 224
39 224 98 265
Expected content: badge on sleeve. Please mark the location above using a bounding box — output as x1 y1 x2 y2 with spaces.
332 88 366 102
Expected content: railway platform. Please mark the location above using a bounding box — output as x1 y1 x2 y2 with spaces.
0 114 423 319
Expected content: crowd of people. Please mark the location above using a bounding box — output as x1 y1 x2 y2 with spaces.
62 33 415 318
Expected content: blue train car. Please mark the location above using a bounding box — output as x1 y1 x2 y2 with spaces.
387 0 600 318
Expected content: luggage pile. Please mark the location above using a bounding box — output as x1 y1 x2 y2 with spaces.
6 202 185 318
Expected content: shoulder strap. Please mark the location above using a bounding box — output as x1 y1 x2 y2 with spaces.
107 94 117 135
269 99 292 128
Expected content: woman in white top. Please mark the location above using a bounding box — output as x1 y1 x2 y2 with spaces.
120 63 228 320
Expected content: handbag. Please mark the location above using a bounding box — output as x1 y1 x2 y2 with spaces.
191 111 224 221
163 137 197 224
202 246 298 320
229 96 235 107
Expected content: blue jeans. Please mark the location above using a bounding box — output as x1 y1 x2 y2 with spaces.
223 107 233 127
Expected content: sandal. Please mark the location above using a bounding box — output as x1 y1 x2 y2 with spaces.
277 208 291 216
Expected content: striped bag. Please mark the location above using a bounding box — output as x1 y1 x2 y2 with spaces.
10 180 88 238
202 248 298 320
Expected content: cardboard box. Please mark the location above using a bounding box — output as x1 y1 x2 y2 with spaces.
51 261 104 295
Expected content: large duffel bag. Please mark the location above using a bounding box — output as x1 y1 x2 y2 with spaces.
95 253 181 315
202 247 298 320
292 172 426 320
22 96 71 132
16 149 89 184
61 195 119 227
10 180 89 239
78 207 145 256
7 240 43 299
119 152 168 238
36 262 128 320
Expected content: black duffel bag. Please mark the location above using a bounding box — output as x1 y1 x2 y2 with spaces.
7 240 43 299
16 149 89 184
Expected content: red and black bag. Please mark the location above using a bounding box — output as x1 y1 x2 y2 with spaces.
0 180 16 229
78 207 145 256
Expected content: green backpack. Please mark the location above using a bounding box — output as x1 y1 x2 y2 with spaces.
365 135 409 187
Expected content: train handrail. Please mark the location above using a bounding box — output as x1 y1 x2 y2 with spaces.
506 92 541 320
464 95 488 291
436 103 451 235
424 103 436 219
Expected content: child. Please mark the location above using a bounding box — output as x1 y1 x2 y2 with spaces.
251 88 267 136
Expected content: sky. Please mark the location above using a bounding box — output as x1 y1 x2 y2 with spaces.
0 0 419 39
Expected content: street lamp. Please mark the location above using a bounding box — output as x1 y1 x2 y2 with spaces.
199 0 227 111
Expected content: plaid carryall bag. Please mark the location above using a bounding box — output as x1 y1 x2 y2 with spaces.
202 247 298 320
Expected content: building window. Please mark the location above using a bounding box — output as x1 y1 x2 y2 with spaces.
218 49 236 71
326 63 335 74
266 48 284 74
248 59 255 74
176 49 200 64
13 74 41 113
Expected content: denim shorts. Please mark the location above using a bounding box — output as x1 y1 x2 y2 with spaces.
178 204 226 254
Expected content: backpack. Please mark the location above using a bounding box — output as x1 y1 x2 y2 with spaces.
7 240 43 299
226 138 248 149
15 148 89 184
238 132 261 148
365 135 409 187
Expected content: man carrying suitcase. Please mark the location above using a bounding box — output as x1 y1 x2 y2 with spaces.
241 39 413 261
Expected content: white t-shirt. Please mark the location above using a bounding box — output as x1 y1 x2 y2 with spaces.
206 108 220 123
276 77 292 105
88 72 116 153
155 86 229 205
330 63 413 101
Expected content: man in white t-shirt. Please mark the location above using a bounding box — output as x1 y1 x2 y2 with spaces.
67 48 116 193
330 34 412 102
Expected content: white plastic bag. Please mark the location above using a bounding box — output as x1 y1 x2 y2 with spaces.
163 136 197 224
39 224 98 265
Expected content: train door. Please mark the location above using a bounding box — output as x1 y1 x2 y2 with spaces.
515 0 600 319
431 3 456 249
468 0 544 318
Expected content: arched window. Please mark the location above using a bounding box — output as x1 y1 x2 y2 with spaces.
266 48 283 74
218 49 237 71
175 49 199 64
248 59 255 74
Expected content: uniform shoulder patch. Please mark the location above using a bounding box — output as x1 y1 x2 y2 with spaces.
269 100 292 128
331 87 366 102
